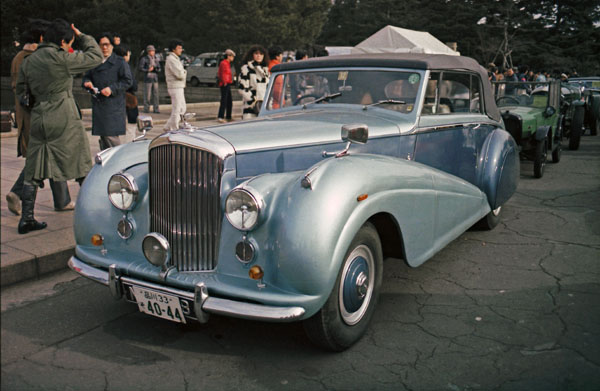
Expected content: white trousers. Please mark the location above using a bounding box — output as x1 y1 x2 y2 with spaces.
164 88 186 130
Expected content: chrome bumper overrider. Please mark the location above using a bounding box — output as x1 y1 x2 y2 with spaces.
68 256 305 323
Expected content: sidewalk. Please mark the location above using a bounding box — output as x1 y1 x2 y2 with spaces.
0 101 242 287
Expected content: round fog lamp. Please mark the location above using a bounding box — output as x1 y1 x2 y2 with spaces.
117 217 134 240
108 173 138 211
142 233 170 267
235 241 255 263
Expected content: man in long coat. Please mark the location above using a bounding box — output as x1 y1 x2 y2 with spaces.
6 19 74 217
83 32 133 150
15 19 102 234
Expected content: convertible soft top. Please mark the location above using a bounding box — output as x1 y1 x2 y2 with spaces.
273 53 501 122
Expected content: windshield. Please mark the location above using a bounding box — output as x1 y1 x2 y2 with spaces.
494 81 551 108
265 70 422 113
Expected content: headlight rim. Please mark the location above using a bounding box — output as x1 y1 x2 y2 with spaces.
107 172 139 211
225 187 264 231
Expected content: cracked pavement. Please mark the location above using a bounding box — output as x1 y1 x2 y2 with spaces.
2 136 599 390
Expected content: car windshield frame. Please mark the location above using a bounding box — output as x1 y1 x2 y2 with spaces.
264 67 426 118
493 81 560 109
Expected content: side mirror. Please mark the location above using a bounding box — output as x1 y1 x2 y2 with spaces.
323 123 369 158
341 123 369 144
134 115 153 141
543 106 556 118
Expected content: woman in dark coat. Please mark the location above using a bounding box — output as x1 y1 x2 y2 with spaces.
15 19 102 234
83 32 133 150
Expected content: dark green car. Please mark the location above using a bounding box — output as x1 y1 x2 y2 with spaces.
494 81 562 178
566 77 600 136
559 82 586 149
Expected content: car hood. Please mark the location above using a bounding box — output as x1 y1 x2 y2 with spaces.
203 107 413 153
499 106 541 122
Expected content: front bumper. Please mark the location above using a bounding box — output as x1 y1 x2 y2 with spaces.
68 256 305 323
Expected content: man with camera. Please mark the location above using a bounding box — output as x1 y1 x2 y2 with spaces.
83 32 133 150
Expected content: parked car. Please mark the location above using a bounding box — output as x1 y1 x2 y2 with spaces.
567 76 600 136
186 52 225 86
494 80 563 177
69 54 519 351
558 82 586 148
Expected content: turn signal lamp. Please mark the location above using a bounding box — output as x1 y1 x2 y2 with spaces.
357 194 368 202
249 265 264 280
91 234 104 246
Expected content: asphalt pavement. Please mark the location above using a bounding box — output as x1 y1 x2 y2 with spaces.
0 101 242 286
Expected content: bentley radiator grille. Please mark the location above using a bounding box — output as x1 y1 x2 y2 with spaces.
149 144 223 271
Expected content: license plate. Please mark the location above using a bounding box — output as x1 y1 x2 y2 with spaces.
130 285 186 324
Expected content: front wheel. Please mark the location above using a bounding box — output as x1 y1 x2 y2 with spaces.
552 141 562 163
533 139 547 178
190 77 200 87
303 222 383 351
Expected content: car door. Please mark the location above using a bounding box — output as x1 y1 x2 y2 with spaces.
413 71 493 186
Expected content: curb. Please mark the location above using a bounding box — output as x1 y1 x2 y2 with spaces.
1 247 75 287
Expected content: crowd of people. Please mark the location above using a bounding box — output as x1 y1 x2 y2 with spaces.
487 63 577 83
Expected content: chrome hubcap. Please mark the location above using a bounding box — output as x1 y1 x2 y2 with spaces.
339 245 375 325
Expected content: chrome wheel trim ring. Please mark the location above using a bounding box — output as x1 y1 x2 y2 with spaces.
339 244 375 325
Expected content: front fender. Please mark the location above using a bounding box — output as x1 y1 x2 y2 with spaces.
240 154 439 313
74 141 151 253
535 125 551 141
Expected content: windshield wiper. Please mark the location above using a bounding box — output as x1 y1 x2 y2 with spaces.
363 99 406 110
303 92 342 108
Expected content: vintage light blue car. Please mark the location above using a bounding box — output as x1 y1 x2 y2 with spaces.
69 54 519 351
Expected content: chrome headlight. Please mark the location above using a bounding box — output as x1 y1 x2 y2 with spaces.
225 188 263 231
108 173 138 210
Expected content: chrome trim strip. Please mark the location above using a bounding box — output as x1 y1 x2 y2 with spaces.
68 256 306 322
416 120 500 134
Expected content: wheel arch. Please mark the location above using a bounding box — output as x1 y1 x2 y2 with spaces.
367 212 406 263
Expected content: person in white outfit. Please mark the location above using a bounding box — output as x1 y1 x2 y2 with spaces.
164 39 187 130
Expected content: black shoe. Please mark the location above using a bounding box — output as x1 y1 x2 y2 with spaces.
18 219 47 234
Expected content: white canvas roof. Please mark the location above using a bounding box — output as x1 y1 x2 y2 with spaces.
352 25 460 56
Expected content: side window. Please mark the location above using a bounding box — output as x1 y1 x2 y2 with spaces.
470 74 483 114
423 72 483 115
422 72 441 115
204 58 217 67
266 74 286 110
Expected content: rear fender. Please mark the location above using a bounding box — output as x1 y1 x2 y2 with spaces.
478 128 520 209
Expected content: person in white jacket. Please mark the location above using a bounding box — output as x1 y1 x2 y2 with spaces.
164 39 187 130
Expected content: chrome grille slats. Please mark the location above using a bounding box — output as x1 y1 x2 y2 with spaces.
149 143 223 271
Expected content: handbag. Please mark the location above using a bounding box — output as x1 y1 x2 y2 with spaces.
125 92 138 109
